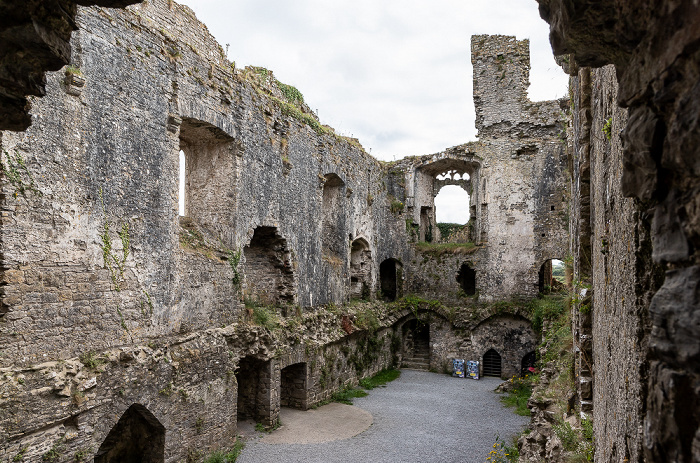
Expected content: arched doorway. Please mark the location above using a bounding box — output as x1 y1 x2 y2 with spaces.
236 356 270 423
379 258 401 301
456 262 476 295
521 351 536 376
401 319 430 370
95 404 165 463
483 349 502 377
281 362 308 410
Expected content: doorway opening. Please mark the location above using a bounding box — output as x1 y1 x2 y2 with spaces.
483 349 502 377
280 362 308 410
379 258 401 301
95 404 165 463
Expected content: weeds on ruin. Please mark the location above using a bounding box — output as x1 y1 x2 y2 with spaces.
414 241 477 256
79 350 105 370
245 299 280 331
435 222 465 240
254 419 280 433
73 447 92 463
41 438 64 462
98 189 130 291
499 374 537 416
485 434 518 463
12 446 28 462
389 198 404 214
226 249 242 291
65 65 82 76
0 149 41 198
202 440 245 463
602 117 612 140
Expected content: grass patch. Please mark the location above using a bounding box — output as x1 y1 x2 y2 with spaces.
499 375 536 416
359 368 400 389
330 386 368 405
202 440 245 463
414 241 476 256
325 369 401 405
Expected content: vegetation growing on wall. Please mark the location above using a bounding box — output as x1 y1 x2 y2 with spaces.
98 189 130 291
0 149 41 198
435 222 464 240
414 241 477 256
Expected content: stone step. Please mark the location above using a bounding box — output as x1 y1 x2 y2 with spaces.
402 359 430 368
402 361 430 370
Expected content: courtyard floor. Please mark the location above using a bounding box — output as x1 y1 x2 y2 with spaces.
237 369 528 463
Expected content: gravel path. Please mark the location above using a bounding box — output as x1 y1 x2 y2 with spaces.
238 370 528 463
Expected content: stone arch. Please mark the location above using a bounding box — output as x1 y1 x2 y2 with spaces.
178 117 238 240
95 404 165 463
281 362 308 410
322 173 345 258
379 258 402 301
456 262 477 295
471 314 536 378
410 155 482 243
434 184 471 231
483 348 502 377
350 238 372 300
243 226 296 305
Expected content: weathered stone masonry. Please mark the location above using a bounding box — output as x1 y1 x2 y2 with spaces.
536 0 700 461
0 1 569 461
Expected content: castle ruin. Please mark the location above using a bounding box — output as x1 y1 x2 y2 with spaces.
0 0 698 462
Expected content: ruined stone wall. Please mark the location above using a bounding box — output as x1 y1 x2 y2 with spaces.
394 36 568 303
0 0 412 368
537 0 700 460
567 65 663 461
405 250 481 302
431 311 536 379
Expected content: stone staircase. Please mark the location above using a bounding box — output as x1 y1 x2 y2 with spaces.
402 337 430 370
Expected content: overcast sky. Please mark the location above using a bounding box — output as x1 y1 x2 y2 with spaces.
176 0 567 223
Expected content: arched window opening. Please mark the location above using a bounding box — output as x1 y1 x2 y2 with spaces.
456 263 476 296
322 173 345 259
483 349 502 377
434 185 470 242
243 227 296 305
95 404 165 463
379 258 401 302
281 362 308 410
521 351 537 376
350 238 372 300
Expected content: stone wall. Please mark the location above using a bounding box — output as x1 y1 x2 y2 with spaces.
0 0 573 460
537 0 700 461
